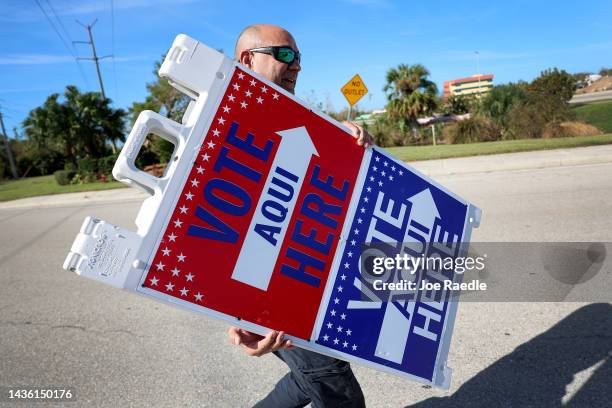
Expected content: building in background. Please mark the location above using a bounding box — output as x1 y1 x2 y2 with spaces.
443 74 494 97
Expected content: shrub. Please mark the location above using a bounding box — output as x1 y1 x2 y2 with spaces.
54 169 76 185
443 117 501 144
542 121 603 138
77 157 98 174
98 154 118 177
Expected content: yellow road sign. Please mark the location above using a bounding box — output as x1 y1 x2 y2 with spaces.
341 74 368 106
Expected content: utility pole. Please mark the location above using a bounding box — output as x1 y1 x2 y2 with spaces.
74 20 111 99
0 109 19 179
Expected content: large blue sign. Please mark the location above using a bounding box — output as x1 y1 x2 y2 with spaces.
315 148 470 383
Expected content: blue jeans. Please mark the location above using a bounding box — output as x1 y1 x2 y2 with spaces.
253 348 365 408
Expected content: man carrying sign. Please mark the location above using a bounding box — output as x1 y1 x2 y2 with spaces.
227 24 372 408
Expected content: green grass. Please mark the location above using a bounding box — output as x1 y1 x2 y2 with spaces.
572 100 612 133
386 133 612 162
0 175 126 202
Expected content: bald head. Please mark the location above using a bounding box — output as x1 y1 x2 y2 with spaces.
234 24 301 93
234 24 295 59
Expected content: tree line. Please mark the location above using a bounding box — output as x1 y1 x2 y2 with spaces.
1 60 609 181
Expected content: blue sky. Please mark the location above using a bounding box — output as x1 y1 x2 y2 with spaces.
1 0 611 134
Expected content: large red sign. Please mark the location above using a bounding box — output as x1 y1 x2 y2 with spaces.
142 67 364 339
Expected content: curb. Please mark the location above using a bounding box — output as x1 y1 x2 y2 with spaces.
409 145 612 176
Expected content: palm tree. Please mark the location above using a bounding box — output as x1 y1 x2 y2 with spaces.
383 64 438 142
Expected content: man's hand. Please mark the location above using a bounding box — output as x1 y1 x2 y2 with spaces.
228 326 294 357
343 121 374 148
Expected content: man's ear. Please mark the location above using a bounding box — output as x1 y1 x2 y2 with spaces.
239 50 253 69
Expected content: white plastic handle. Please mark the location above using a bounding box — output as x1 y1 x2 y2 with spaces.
113 110 184 195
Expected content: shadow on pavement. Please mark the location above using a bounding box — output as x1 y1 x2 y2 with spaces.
407 303 612 408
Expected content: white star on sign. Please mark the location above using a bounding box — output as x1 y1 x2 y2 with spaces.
222 105 230 113
373 166 377 172
177 253 186 262
391 165 396 171
180 287 189 296
341 313 346 320
194 292 203 301
348 251 353 257
333 338 339 345
340 274 346 281
343 341 348 348
323 334 329 341
352 344 357 351
202 153 210 161
381 171 386 176
256 96 263 104
179 205 188 214
375 156 380 162
185 272 194 282
232 83 240 90
149 277 159 286
238 72 245 79
207 141 215 149
346 329 352 336
168 233 177 242
369 176 374 182
338 286 343 293
344 262 349 269
337 326 343 333
399 170 404 175
378 181 383 187
165 282 174 291
389 175 394 181
212 129 220 137
357 218 362 224
334 297 340 304
174 219 183 228
240 101 247 109
217 117 225 125
228 94 235 102
245 90 252 97
185 192 193 201
272 92 279 100
353 228 359 235
351 239 356 246
384 161 388 167
196 166 204 174
162 247 171 256
250 79 256 86
367 187 372 192
330 309 336 316
363 197 369 203
327 322 333 329
156 261 165 271
261 85 268 93
190 179 199 187
171 267 180 277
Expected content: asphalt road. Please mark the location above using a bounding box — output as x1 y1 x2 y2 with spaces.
569 89 612 104
1 162 611 407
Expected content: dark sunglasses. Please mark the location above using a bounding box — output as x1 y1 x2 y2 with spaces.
249 46 301 66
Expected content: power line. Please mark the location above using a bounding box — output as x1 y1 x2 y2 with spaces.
110 0 119 100
33 0 89 88
45 0 75 52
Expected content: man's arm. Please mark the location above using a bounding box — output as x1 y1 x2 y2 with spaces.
228 327 294 357
343 121 374 148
